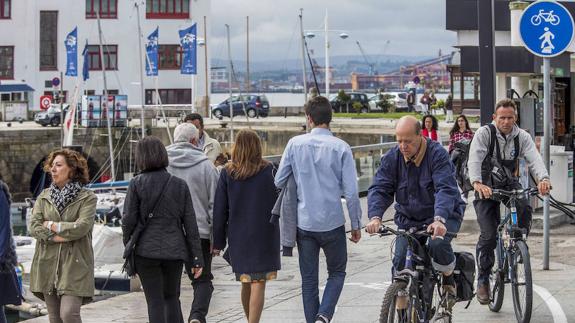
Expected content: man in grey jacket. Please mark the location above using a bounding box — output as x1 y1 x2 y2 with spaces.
467 98 551 304
166 123 219 323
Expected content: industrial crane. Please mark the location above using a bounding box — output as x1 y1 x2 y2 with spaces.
356 40 390 75
356 41 375 75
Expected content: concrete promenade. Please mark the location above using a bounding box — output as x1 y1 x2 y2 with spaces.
22 197 575 323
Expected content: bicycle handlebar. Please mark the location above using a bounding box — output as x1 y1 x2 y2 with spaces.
377 225 457 239
491 187 539 198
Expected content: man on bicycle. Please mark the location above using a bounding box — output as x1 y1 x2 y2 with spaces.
366 116 465 300
467 98 551 304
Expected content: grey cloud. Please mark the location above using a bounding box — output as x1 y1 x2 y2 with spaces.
209 0 456 62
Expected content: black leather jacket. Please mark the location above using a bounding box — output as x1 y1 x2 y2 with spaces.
122 169 204 268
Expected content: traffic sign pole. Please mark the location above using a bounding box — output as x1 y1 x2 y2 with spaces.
543 57 551 270
519 0 574 271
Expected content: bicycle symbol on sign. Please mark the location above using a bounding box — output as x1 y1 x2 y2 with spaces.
531 9 560 26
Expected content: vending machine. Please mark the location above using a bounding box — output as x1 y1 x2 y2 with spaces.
113 95 128 127
81 95 101 128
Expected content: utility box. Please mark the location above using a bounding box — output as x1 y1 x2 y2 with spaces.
516 97 543 137
550 149 574 203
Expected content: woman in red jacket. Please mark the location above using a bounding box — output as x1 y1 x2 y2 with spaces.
421 115 441 142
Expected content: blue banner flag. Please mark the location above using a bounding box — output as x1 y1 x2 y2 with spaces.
82 41 90 81
65 27 78 76
179 24 197 75
146 27 159 76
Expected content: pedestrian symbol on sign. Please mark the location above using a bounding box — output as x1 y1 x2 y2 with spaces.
539 27 555 54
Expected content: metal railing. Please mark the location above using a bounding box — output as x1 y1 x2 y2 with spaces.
264 142 398 194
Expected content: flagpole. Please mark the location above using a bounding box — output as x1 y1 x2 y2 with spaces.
135 2 146 138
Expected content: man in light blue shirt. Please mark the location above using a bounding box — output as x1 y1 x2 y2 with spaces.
275 96 362 323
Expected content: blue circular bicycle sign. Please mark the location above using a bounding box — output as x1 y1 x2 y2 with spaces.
520 0 574 58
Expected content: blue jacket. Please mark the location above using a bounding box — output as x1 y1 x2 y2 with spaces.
368 139 464 229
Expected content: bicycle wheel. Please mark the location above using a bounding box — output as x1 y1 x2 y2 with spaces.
489 239 505 312
380 281 421 323
511 240 532 323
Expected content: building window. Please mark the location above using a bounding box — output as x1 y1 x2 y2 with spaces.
86 0 117 19
158 45 182 69
87 45 118 70
40 11 58 70
145 89 191 104
0 46 14 79
146 0 189 19
0 0 10 19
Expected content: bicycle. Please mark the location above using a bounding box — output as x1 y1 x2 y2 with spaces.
531 9 560 26
377 224 457 323
488 187 539 323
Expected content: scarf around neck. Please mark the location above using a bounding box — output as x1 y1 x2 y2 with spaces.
49 181 83 213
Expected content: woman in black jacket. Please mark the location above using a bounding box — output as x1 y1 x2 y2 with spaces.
213 129 280 323
123 136 204 323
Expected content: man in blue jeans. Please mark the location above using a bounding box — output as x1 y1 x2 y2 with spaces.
275 96 362 323
366 116 465 305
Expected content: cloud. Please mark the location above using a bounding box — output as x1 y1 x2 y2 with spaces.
209 0 456 62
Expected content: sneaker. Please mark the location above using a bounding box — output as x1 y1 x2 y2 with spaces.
476 282 490 305
189 319 201 323
315 314 329 323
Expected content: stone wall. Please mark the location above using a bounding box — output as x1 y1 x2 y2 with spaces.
1 126 392 201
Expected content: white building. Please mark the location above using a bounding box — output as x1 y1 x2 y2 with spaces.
0 0 211 114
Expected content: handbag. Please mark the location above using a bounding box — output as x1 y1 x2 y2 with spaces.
122 175 172 277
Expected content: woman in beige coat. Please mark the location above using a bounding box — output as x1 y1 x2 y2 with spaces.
30 149 97 323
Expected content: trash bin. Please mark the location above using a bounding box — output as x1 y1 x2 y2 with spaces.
550 151 574 203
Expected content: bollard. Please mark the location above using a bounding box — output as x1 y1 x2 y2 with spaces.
284 107 287 118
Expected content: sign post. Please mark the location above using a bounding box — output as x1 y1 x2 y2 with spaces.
519 0 574 270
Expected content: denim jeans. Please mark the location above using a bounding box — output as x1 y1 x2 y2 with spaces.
297 226 347 323
392 218 461 274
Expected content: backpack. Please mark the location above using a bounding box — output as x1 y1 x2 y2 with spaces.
453 124 519 193
453 251 475 303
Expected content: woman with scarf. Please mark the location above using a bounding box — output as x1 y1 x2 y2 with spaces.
29 149 97 323
421 114 442 142
0 177 21 323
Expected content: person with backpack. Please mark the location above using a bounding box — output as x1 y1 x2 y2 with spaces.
448 115 474 154
467 99 551 305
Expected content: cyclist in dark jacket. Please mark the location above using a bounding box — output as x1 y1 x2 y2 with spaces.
366 116 465 301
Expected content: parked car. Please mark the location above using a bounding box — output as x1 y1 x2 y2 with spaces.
369 92 408 112
34 104 69 127
211 94 270 119
329 92 370 113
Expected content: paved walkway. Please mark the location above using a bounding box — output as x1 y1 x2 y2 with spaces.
22 232 575 323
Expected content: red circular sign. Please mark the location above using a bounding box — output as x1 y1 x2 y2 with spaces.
40 96 52 110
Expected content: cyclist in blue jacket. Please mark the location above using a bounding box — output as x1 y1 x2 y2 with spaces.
366 116 465 300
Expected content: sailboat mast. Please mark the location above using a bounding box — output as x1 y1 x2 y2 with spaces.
96 12 116 183
225 24 234 142
135 2 146 138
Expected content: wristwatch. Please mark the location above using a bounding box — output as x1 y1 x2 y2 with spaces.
434 216 446 224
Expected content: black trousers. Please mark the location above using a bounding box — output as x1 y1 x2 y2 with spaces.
135 256 184 323
185 238 213 323
474 197 532 283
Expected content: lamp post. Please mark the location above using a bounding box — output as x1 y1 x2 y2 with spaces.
305 9 348 98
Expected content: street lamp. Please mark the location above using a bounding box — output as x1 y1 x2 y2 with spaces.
305 9 349 98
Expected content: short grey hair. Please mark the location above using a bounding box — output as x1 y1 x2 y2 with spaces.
173 123 199 143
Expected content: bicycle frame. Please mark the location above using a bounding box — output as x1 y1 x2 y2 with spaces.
493 188 535 279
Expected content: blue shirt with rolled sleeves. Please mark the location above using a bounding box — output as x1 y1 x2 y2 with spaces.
274 127 362 232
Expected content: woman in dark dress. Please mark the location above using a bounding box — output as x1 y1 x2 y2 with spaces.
213 129 280 323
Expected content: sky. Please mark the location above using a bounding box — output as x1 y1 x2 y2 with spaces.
208 0 457 63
